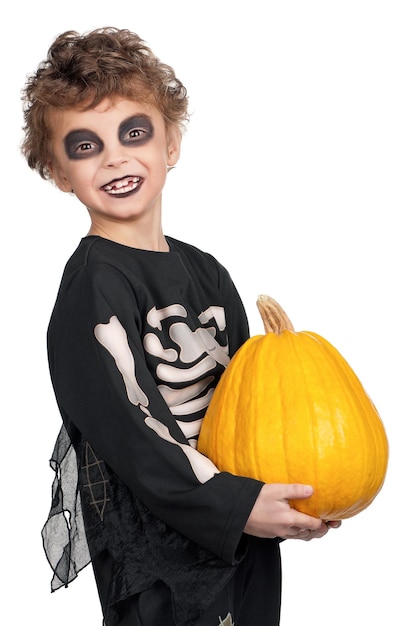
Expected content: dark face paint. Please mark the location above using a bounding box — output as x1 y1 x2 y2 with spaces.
63 115 154 160
118 115 154 146
64 130 104 160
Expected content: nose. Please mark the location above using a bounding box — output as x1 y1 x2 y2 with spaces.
102 142 130 168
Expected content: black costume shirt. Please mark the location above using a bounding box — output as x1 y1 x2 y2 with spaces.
43 236 264 625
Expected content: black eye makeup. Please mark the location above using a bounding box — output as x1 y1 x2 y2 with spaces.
118 115 154 145
63 115 154 160
64 130 104 160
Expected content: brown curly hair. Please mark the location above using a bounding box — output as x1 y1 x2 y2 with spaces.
21 27 189 180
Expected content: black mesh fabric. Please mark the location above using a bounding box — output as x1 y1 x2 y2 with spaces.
41 424 91 591
41 424 244 626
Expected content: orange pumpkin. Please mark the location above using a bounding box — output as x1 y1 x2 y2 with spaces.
198 295 388 520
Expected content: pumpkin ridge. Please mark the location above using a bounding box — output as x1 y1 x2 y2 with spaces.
307 332 388 514
311 336 370 517
282 332 318 514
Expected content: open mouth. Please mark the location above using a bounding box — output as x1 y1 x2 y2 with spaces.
102 176 142 197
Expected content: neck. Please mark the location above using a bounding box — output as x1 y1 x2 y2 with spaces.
87 221 169 252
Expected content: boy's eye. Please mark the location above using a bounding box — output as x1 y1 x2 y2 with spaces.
64 131 103 160
78 142 94 151
129 128 145 139
119 115 154 145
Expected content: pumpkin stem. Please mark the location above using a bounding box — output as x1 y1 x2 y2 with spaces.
257 295 295 334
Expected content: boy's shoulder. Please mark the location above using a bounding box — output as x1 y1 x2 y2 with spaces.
166 236 224 271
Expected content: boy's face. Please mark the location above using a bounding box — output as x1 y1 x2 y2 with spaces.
48 98 181 228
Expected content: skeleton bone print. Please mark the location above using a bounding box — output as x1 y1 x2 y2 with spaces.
94 303 229 483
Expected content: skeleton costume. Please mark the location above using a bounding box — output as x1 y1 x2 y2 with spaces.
42 236 282 625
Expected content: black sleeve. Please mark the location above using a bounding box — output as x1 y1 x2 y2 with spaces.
48 262 263 564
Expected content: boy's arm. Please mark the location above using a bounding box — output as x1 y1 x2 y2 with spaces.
48 262 262 563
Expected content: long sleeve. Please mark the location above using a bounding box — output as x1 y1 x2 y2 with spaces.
44 237 265 620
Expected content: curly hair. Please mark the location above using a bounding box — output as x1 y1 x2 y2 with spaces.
21 27 189 179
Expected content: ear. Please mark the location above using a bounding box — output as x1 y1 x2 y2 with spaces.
47 160 72 192
167 127 182 167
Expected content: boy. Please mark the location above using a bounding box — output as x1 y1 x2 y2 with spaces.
22 27 339 626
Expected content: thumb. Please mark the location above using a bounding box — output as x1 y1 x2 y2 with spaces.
284 484 314 500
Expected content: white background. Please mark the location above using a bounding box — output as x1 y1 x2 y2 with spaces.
2 1 414 624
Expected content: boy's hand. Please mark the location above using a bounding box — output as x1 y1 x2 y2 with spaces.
244 483 341 541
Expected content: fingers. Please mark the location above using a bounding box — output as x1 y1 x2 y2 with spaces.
326 520 342 529
244 483 342 540
290 510 323 531
288 519 342 541
277 485 343 537
286 518 326 537
275 486 341 539
288 528 316 541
